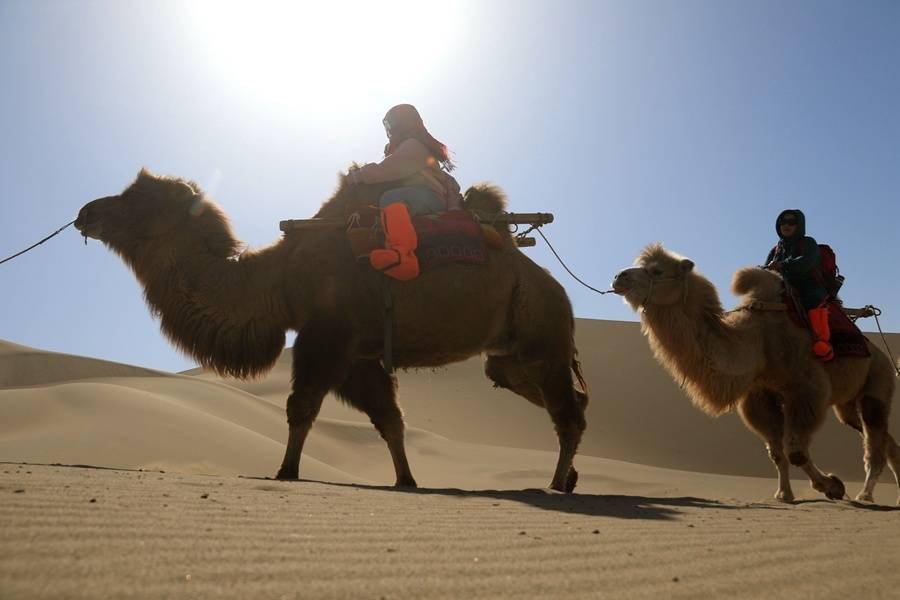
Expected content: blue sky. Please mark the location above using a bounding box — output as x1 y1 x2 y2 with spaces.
1 0 898 372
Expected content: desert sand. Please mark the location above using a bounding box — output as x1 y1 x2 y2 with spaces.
2 319 899 598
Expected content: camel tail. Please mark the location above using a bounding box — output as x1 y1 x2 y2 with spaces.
463 183 513 240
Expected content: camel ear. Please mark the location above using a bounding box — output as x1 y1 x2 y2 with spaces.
680 258 695 273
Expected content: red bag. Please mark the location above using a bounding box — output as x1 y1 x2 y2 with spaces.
816 244 844 298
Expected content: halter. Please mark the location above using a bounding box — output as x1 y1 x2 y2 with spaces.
641 269 688 308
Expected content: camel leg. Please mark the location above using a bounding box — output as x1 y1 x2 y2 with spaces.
485 355 587 492
277 394 324 480
738 390 794 503
276 323 353 480
782 386 845 500
336 359 416 487
541 365 587 493
795 459 845 500
833 401 874 502
885 434 900 506
484 355 544 407
855 395 889 503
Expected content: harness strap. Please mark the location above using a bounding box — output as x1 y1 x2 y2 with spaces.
382 275 394 375
744 300 788 311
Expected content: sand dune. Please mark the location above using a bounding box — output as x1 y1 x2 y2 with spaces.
0 340 164 387
2 322 899 598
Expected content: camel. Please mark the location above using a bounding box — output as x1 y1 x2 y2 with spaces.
612 244 899 505
74 169 588 492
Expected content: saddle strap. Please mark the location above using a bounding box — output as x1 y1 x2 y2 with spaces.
744 300 788 311
382 275 394 375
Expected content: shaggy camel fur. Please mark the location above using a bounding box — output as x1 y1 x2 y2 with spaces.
613 244 899 504
74 169 588 492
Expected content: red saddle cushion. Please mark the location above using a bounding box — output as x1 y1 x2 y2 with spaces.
412 210 487 269
783 295 870 358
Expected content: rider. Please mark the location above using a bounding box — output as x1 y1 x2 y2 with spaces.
348 104 462 280
765 209 833 361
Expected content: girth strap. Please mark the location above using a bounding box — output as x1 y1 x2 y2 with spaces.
744 300 788 311
382 275 394 375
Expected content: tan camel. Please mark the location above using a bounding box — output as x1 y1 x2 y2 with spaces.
612 244 899 504
74 169 588 492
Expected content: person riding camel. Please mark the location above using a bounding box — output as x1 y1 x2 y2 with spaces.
765 209 834 361
348 104 462 281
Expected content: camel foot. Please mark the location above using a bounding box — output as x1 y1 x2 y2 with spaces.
394 476 418 488
565 468 579 494
275 465 299 480
855 491 874 503
814 474 845 500
548 468 578 493
774 490 795 503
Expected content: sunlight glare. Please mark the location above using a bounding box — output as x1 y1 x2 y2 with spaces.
186 0 460 118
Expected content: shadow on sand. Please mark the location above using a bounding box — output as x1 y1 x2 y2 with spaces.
247 476 799 520
13 463 895 518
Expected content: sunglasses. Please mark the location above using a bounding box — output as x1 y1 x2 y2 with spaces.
779 218 798 226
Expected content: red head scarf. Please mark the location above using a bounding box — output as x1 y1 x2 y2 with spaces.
382 104 455 171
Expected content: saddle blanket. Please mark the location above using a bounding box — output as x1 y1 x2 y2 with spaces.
346 209 487 270
784 295 871 358
413 210 487 269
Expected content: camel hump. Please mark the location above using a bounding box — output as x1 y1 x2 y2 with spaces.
731 266 783 302
463 183 508 219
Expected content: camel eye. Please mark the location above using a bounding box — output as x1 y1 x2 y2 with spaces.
651 267 664 277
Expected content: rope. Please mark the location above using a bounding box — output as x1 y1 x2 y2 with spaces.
0 220 76 266
531 226 616 296
345 211 361 231
865 305 900 376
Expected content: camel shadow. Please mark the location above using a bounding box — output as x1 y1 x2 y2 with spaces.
245 476 787 521
792 497 900 512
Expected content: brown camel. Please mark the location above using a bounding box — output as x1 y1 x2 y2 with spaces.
74 169 588 492
612 244 899 504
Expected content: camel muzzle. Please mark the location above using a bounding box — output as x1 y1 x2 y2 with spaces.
611 270 633 295
74 196 116 239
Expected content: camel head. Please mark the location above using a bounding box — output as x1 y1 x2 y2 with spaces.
75 169 238 258
612 243 696 310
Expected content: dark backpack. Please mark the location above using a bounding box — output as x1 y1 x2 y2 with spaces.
816 244 844 298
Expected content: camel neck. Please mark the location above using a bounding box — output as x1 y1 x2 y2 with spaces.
641 299 752 416
124 235 291 379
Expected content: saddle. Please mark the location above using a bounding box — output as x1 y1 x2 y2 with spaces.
346 208 490 272
782 294 870 359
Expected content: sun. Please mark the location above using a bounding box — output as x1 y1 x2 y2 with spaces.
185 0 460 118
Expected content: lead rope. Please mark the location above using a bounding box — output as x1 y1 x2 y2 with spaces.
0 220 76 266
529 226 616 296
864 305 900 376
